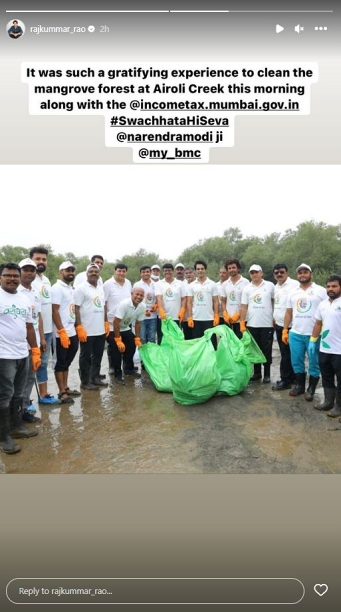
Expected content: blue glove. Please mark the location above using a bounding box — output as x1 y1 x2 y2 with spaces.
308 338 318 360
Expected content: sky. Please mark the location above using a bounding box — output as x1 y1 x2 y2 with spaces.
1 164 339 262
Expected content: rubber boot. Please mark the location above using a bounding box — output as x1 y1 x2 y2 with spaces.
263 364 271 384
0 407 21 454
90 376 108 387
327 392 341 418
79 369 99 391
10 405 38 439
289 373 306 396
314 388 336 411
304 376 320 402
250 364 262 382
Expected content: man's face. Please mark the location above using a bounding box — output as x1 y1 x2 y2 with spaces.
297 268 312 285
326 281 341 300
60 267 75 283
0 267 21 293
132 288 145 306
141 268 151 282
250 270 263 282
151 268 160 278
220 267 229 282
31 252 47 273
114 267 127 282
175 266 185 280
93 258 103 270
20 266 36 286
195 264 206 280
227 264 239 278
87 266 100 285
163 267 174 282
185 269 195 283
273 268 288 285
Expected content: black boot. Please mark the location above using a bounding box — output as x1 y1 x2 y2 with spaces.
304 376 320 402
263 364 271 384
289 373 306 396
314 389 336 411
327 392 341 418
10 405 38 439
79 369 99 390
250 364 262 382
90 376 108 387
0 407 21 454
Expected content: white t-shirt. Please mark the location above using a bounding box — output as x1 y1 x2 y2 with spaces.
155 279 187 320
0 287 32 359
115 297 146 332
188 277 218 321
313 296 341 354
74 270 103 287
17 284 41 346
74 281 105 336
32 273 53 334
273 277 299 327
51 280 76 337
287 283 327 336
104 277 132 328
222 276 249 315
133 279 157 319
241 280 275 327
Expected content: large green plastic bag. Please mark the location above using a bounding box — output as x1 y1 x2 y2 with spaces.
138 342 172 392
168 335 221 405
205 325 252 395
240 330 267 364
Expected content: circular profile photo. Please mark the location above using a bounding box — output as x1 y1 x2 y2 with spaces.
7 19 25 40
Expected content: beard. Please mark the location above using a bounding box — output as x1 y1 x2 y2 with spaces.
37 264 46 273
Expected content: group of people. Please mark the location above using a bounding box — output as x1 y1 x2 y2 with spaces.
1 249 341 456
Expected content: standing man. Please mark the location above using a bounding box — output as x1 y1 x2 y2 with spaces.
74 264 109 390
272 264 299 391
309 275 341 417
183 267 196 340
186 260 219 340
30 246 61 405
104 263 132 374
221 258 249 338
112 288 146 384
155 263 187 342
216 266 229 326
51 261 79 404
240 264 275 383
283 263 327 400
0 263 41 454
133 265 158 344
74 255 104 287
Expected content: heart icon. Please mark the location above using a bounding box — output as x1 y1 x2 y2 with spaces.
314 584 328 596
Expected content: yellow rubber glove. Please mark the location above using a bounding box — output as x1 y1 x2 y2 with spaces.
58 328 70 348
178 306 186 322
76 324 88 342
104 321 110 337
145 310 151 317
150 303 158 312
134 336 142 348
282 329 289 345
114 336 125 352
31 347 42 371
187 317 194 328
240 321 247 334
159 307 167 320
222 310 230 324
213 314 220 327
230 312 240 324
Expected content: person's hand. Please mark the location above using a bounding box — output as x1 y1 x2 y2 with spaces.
159 307 167 320
150 303 158 312
134 337 142 348
76 324 87 342
104 321 110 337
308 336 318 360
240 321 247 333
178 307 186 322
230 312 240 324
222 310 230 324
187 317 194 328
31 347 42 371
58 328 70 348
213 314 220 327
145 309 151 317
115 336 125 352
282 329 289 345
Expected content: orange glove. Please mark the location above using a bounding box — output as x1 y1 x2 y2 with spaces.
114 336 125 352
104 321 110 337
159 307 166 320
213 314 220 327
76 324 87 342
58 328 70 348
187 317 194 328
134 336 142 348
178 306 186 322
150 303 158 312
230 312 240 324
31 347 41 371
222 310 230 324
282 329 289 345
145 310 151 317
240 321 247 333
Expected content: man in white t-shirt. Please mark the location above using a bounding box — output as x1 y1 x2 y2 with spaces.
133 265 158 344
216 266 229 325
221 258 249 339
0 263 41 454
309 275 341 418
240 264 275 383
187 259 219 343
104 263 132 374
74 254 104 287
155 263 187 343
283 263 327 401
51 261 79 404
74 264 109 390
112 288 146 384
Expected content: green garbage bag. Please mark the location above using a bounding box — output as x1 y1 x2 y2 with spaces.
205 325 252 395
139 342 172 392
240 330 267 364
160 317 185 344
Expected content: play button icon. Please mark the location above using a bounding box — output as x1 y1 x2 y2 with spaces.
276 24 284 33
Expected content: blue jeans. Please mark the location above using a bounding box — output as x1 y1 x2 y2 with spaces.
141 318 157 344
36 331 53 384
289 331 320 377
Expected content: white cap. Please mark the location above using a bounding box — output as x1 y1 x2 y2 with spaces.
175 262 185 269
86 263 100 272
296 263 312 272
59 261 76 271
249 264 262 272
151 264 160 270
19 258 37 269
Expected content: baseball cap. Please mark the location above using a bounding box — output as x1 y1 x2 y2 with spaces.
249 264 262 272
296 263 312 272
151 264 160 270
19 258 37 269
175 262 185 269
86 263 100 271
59 261 76 271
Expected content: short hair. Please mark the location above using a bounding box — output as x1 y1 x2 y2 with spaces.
29 246 49 258
185 266 195 272
91 254 104 263
326 275 341 286
162 263 174 270
194 259 207 270
273 263 288 273
0 262 21 275
140 265 151 272
13 20 18 24
115 263 128 271
225 258 241 270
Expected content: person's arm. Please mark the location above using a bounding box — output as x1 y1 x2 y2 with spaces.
26 323 38 349
239 304 248 323
283 307 293 331
311 319 323 339
38 312 47 352
113 317 122 338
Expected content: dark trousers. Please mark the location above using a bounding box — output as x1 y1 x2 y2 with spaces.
275 324 295 382
107 330 136 375
79 334 106 380
192 320 217 349
319 352 341 392
0 357 29 408
247 326 274 375
182 321 193 341
55 336 79 372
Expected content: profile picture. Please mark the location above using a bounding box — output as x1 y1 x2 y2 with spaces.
7 19 25 39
